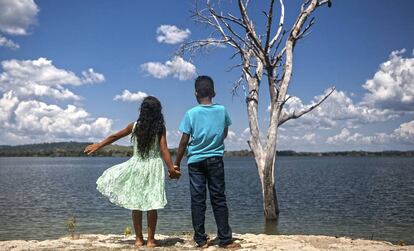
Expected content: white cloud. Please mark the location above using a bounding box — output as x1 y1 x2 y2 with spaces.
0 91 19 127
223 127 318 150
156 25 191 44
81 68 105 84
166 130 181 148
0 34 19 49
140 56 196 81
392 120 414 144
0 58 113 145
227 130 236 140
114 90 148 102
302 133 316 143
0 0 39 35
362 49 414 111
326 128 353 144
278 90 399 131
326 120 414 147
140 62 171 79
0 93 113 144
277 132 318 149
0 58 105 100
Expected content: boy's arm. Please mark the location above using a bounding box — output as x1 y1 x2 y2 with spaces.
174 133 190 168
159 127 181 179
223 127 228 139
84 122 134 155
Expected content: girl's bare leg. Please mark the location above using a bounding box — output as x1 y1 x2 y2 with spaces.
132 210 144 246
147 210 158 247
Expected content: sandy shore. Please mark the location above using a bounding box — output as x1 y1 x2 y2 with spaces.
1 233 413 251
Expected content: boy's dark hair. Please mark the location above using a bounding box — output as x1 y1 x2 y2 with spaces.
195 75 215 98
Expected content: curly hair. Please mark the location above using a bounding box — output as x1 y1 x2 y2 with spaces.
132 96 165 158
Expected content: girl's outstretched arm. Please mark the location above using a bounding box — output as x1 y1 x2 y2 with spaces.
84 122 134 155
159 127 180 179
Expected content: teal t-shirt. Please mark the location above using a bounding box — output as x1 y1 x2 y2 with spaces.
179 104 232 164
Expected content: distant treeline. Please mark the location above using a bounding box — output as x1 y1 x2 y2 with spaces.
0 142 413 157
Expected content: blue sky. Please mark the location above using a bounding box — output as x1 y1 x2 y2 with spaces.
0 0 413 151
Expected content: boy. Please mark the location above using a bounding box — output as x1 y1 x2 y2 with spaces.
175 75 240 249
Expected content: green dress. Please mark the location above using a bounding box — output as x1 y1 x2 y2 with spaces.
96 124 167 211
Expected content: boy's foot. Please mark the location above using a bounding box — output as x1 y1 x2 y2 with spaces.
146 239 157 248
134 236 144 247
196 242 209 249
221 242 241 249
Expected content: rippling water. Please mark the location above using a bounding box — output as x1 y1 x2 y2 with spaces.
0 156 413 243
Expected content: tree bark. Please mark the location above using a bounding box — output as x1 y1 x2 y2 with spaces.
261 156 279 220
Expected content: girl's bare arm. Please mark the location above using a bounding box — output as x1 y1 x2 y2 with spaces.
84 122 134 155
159 127 180 179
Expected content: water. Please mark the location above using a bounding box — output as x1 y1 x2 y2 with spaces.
0 156 413 244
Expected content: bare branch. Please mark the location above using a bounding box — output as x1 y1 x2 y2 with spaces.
278 87 335 126
231 75 244 96
297 17 315 40
318 0 332 7
301 0 312 12
280 94 293 107
212 11 247 29
226 63 243 72
178 38 231 57
210 8 248 47
238 0 265 58
269 0 285 50
263 0 276 53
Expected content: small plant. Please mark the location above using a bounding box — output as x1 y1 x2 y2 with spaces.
399 240 405 246
66 216 76 239
124 226 132 237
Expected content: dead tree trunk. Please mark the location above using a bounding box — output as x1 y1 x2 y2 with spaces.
181 0 335 220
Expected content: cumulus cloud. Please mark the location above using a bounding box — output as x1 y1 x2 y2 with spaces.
222 127 319 150
227 130 237 140
140 56 196 81
0 58 105 100
0 58 113 145
114 90 148 102
0 92 113 144
0 34 19 49
0 0 39 50
276 90 399 131
326 128 364 145
326 120 414 147
81 68 105 84
0 0 39 35
156 25 191 44
0 91 19 127
393 120 414 143
362 49 414 111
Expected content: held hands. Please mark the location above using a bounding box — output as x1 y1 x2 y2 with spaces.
168 165 181 180
84 143 101 155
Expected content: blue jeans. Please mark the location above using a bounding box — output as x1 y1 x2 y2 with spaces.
188 156 232 246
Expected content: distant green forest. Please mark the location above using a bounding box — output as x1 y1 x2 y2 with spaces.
0 142 413 157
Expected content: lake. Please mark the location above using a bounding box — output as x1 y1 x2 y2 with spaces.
0 156 413 244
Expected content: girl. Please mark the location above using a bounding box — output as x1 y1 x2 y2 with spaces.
84 96 180 248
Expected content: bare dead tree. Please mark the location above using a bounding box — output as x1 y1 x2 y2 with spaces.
180 0 335 220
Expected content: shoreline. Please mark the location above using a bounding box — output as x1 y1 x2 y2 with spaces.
1 233 413 251
1 142 413 157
